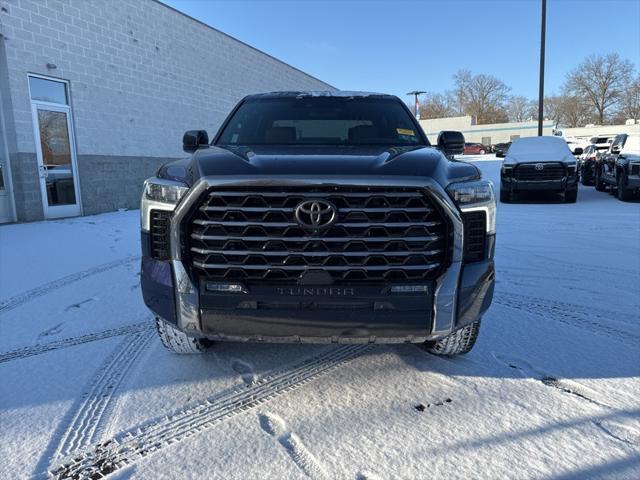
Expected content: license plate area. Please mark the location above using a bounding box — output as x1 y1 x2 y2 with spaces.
199 283 433 313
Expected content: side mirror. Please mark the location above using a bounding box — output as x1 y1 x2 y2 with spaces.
437 130 465 157
183 130 209 153
573 147 583 155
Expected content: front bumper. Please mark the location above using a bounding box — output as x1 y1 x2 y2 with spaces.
505 180 567 191
200 283 434 342
501 166 577 192
141 252 495 343
141 176 495 343
626 174 640 189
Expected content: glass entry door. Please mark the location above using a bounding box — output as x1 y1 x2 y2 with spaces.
31 103 81 218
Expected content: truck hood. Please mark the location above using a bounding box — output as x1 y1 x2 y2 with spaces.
503 152 576 165
166 145 480 188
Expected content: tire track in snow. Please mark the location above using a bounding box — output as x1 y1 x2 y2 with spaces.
499 246 640 278
0 321 153 364
494 353 609 408
258 412 329 479
593 421 640 446
495 292 639 323
50 345 371 480
56 328 155 457
33 329 155 478
494 292 640 347
493 353 640 447
0 256 138 316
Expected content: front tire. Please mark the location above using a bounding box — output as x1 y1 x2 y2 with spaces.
422 321 481 356
155 317 211 354
617 174 633 201
564 188 577 203
595 166 606 192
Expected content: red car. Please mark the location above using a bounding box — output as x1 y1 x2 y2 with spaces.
464 142 488 154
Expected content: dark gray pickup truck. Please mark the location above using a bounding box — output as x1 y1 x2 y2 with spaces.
140 92 496 356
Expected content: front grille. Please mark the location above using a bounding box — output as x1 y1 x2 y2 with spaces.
187 186 450 283
462 211 486 263
150 210 171 260
514 163 565 181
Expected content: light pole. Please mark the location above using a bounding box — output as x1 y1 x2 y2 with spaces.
537 0 546 136
407 90 426 120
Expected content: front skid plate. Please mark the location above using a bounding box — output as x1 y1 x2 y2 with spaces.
199 283 433 341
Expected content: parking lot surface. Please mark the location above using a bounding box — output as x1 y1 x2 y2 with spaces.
1 159 639 479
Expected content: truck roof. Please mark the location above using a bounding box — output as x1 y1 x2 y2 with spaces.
244 91 396 100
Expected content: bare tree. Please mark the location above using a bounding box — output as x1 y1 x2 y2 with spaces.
507 95 536 122
419 91 457 119
453 70 510 124
559 94 592 128
616 75 640 123
565 53 634 124
541 95 564 125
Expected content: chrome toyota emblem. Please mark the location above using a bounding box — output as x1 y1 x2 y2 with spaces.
535 163 544 171
294 200 337 229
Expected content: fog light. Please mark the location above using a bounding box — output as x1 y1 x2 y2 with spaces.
205 282 248 294
390 285 430 294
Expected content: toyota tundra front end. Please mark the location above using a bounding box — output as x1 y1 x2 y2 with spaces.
140 92 495 355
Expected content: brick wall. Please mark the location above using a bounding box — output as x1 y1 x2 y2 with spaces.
0 0 335 220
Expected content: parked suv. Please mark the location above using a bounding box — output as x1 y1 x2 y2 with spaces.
140 92 496 356
590 135 614 152
596 133 640 201
500 136 578 203
578 144 599 185
493 142 511 158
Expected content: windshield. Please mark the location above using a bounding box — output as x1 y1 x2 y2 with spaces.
508 136 572 156
216 96 426 146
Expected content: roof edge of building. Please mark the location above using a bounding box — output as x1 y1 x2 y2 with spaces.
151 0 336 90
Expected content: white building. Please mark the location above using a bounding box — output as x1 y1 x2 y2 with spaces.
419 115 640 148
0 0 334 223
419 116 555 145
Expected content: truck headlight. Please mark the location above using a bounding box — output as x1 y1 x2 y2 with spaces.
446 180 496 234
141 177 189 232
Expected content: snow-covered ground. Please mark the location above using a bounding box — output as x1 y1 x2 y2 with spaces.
1 159 639 479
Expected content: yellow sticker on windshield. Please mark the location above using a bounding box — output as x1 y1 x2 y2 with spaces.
397 128 415 136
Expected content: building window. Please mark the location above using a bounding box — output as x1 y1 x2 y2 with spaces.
28 76 68 105
510 134 520 141
481 136 491 146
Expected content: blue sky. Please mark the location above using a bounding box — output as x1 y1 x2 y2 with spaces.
161 0 639 102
